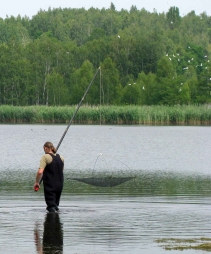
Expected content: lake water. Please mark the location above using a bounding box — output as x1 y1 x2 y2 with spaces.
0 124 211 254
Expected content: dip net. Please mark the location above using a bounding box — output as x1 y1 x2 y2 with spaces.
70 153 134 187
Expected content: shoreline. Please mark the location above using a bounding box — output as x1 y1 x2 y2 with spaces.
0 105 211 125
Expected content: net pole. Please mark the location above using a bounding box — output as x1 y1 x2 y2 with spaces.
38 67 101 185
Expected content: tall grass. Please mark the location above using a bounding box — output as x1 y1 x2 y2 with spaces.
0 105 211 125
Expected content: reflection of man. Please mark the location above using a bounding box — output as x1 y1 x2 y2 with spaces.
34 213 63 254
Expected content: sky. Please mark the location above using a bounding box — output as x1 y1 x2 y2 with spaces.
0 0 210 19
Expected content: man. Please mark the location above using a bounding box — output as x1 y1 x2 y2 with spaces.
34 142 64 213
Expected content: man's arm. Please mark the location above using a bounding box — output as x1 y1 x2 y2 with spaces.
35 168 44 183
34 154 52 191
34 168 44 191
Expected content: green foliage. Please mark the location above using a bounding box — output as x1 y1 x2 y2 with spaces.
46 71 69 105
0 105 211 125
0 7 210 106
166 6 181 29
70 60 95 104
101 57 122 105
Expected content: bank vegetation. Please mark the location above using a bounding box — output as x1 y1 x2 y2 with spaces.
0 105 211 125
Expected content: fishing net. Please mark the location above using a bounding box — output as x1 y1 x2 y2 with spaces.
70 153 134 187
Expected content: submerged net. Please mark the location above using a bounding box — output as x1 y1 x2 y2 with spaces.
70 154 134 187
71 177 134 187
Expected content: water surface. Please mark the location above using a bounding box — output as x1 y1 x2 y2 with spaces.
0 125 211 253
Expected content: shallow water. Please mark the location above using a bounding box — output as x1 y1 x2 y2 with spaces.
0 124 211 253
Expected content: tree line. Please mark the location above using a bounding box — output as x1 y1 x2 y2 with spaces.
0 3 211 106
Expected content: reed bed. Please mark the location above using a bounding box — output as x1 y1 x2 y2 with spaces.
0 105 211 125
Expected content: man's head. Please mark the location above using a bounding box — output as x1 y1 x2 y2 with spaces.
43 142 57 154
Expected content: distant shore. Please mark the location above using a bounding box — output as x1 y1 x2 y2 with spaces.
0 105 211 125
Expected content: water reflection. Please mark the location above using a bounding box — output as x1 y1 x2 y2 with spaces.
34 213 63 254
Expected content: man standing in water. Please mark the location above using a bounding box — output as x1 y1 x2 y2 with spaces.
34 142 64 213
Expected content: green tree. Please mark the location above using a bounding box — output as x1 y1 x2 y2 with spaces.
101 57 122 105
136 71 157 105
70 60 95 104
156 56 180 105
46 71 69 105
121 83 141 105
0 41 32 105
196 62 211 103
178 82 191 104
166 6 181 29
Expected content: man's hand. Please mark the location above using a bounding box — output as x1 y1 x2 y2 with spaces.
34 183 40 192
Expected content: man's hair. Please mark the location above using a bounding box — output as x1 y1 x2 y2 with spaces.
43 142 57 153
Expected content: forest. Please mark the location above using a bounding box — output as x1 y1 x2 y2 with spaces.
0 3 211 106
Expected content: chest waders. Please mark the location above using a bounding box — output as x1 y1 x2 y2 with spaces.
43 154 64 211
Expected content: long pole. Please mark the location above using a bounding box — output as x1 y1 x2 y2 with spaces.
38 67 100 186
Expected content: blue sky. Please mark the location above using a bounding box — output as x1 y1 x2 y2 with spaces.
1 0 210 19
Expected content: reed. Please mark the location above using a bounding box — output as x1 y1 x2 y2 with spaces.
156 238 211 251
0 105 211 125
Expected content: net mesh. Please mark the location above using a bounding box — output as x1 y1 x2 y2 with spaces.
70 154 134 187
